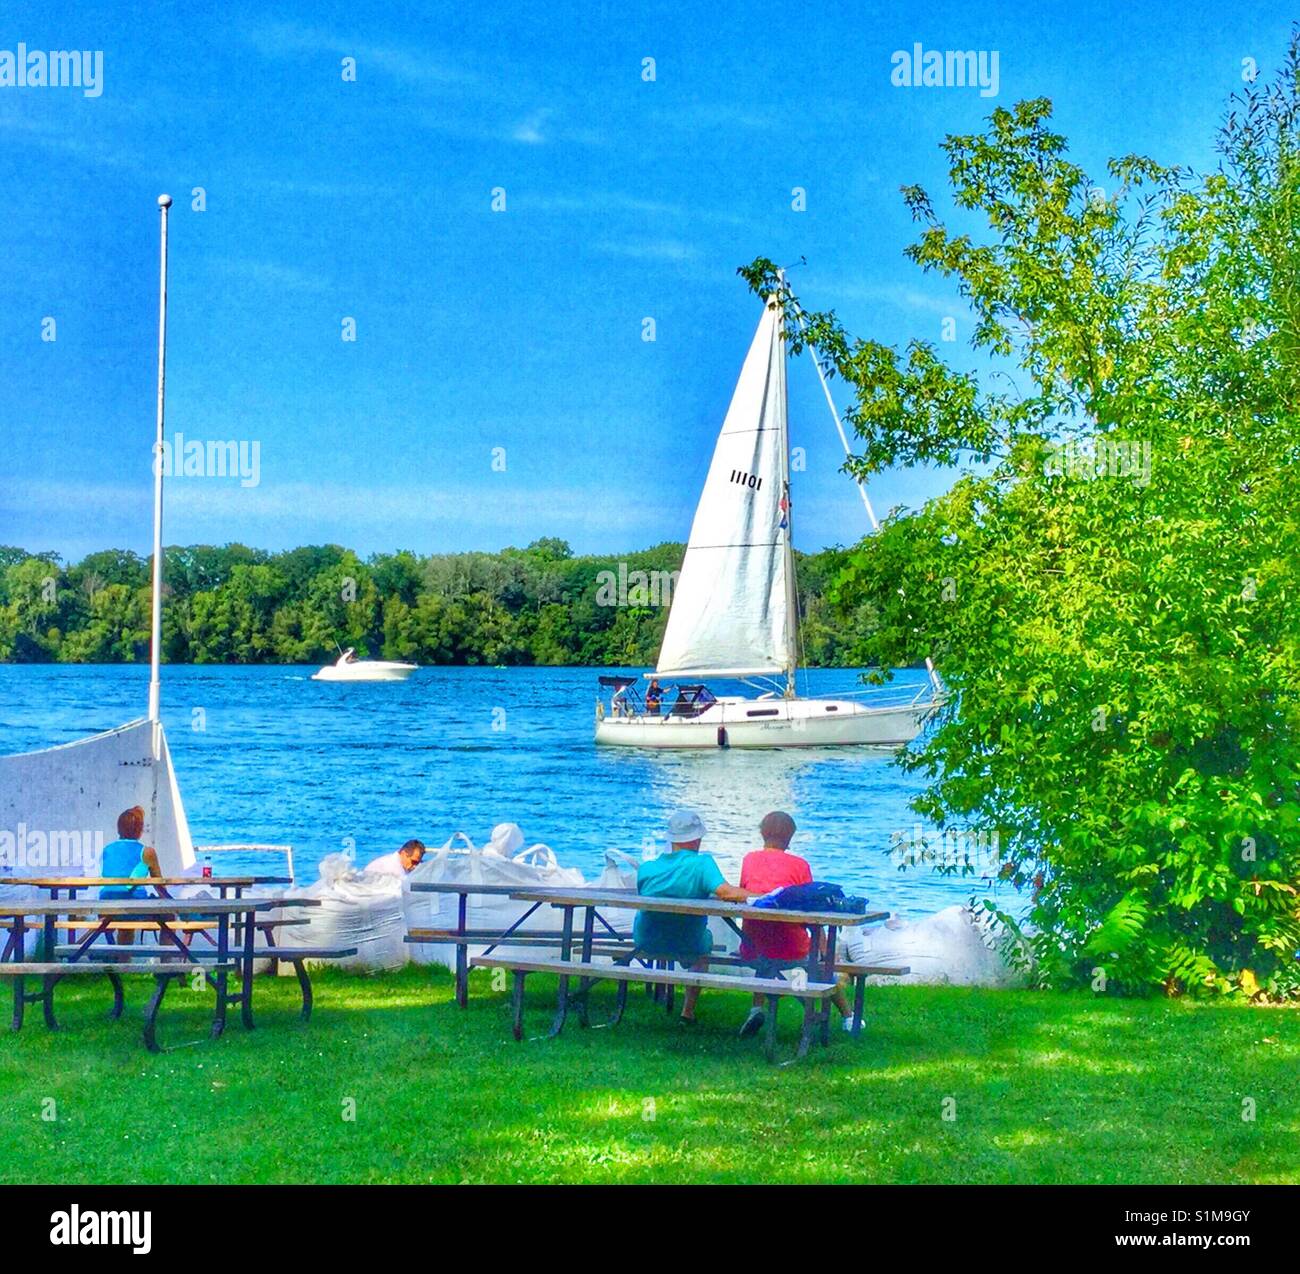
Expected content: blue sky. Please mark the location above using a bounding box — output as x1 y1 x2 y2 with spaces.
0 0 1291 561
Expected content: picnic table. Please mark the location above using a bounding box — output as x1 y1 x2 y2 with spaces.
0 875 297 961
471 887 890 1063
1 874 292 899
406 882 633 1008
0 893 335 1051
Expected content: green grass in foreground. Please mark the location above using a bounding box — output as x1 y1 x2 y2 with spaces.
0 965 1296 1184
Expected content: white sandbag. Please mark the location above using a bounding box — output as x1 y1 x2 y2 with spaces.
484 823 525 857
274 852 407 971
594 848 638 892
404 830 586 968
840 904 1023 987
584 850 640 953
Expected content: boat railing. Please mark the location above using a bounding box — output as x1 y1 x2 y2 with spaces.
600 676 943 714
833 680 945 709
194 842 296 883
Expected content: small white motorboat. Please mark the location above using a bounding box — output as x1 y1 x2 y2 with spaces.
311 648 418 682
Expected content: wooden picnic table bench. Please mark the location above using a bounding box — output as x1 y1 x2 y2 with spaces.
472 953 840 1062
72 941 358 1020
0 897 270 1051
0 896 330 1050
0 960 240 1052
468 887 887 1063
836 961 911 1036
702 952 912 1034
49 894 338 1018
3 918 224 934
406 881 635 1008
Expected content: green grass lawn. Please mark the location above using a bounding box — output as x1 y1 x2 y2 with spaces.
0 965 1295 1184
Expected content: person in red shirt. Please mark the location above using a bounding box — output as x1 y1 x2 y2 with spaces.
737 810 854 1038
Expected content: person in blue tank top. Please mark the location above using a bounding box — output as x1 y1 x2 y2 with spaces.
97 805 169 949
634 809 749 1024
98 805 152 900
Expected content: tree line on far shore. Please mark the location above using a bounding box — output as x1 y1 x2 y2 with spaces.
0 538 876 667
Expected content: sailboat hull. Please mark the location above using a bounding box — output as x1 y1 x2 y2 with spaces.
595 696 936 749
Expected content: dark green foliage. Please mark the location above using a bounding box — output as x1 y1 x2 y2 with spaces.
0 538 874 669
743 39 1300 998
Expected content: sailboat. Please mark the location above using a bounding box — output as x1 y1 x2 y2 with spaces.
594 283 943 749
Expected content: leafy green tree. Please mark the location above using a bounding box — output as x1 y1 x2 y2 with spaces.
60 584 151 662
370 551 423 606
0 535 859 668
402 592 469 663
523 537 573 563
744 42 1300 998
66 549 149 593
273 545 350 599
298 553 379 659
2 557 64 661
166 543 268 599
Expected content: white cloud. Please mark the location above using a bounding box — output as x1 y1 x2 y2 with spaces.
511 110 551 144
529 191 744 226
594 238 699 263
212 257 331 293
243 20 478 89
819 279 968 318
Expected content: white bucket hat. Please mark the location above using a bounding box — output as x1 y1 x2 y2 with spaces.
666 808 706 844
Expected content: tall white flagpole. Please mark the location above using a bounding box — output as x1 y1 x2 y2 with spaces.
148 194 172 732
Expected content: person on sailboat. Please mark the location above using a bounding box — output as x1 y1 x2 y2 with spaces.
644 678 663 716
633 809 750 1025
736 811 856 1037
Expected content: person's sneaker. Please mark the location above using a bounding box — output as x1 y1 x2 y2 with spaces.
842 1015 861 1033
739 1007 766 1039
677 1014 697 1027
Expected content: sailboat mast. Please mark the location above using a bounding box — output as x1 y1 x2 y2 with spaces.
775 274 799 697
148 194 172 730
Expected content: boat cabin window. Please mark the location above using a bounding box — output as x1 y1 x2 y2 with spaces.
746 709 779 718
668 685 716 718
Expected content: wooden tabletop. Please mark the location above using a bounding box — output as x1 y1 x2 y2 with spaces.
0 898 282 917
505 886 886 927
1 876 291 888
408 882 536 896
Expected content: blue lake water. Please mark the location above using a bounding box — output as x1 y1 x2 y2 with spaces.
0 664 1015 919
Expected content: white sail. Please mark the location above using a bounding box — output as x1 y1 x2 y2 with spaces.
0 718 196 877
656 295 798 681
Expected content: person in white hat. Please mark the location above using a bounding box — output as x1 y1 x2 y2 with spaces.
633 808 749 1024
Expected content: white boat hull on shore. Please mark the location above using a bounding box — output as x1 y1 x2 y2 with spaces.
595 695 935 749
